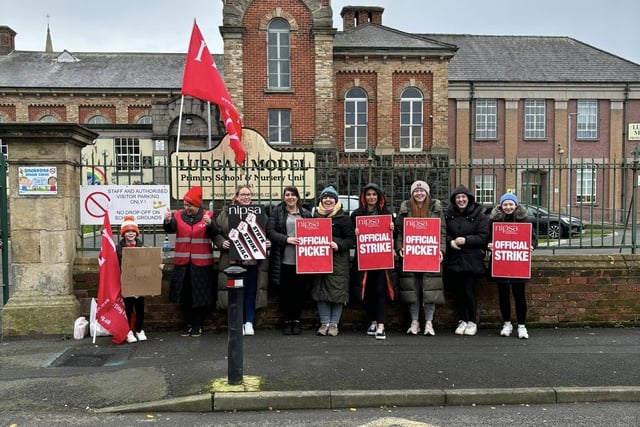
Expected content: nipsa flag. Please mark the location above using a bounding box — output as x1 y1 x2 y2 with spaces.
181 21 245 165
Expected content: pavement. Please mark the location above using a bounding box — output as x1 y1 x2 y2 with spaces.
0 325 639 414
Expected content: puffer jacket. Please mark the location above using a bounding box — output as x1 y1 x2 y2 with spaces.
394 198 446 305
444 185 490 276
489 204 538 282
310 206 356 304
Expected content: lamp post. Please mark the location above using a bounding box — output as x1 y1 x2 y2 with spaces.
366 147 375 183
567 112 578 213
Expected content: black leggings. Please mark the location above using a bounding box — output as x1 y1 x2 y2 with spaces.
124 296 145 332
363 270 388 324
279 264 307 321
497 281 527 324
448 271 478 322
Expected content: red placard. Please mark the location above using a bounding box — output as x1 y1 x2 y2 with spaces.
356 215 394 271
295 218 333 274
402 217 441 272
491 222 532 279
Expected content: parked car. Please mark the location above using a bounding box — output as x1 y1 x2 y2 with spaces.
524 204 584 239
339 195 360 216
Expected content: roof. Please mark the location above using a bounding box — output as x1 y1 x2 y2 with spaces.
0 50 224 90
422 34 640 83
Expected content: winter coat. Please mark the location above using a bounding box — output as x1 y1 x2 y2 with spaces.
213 204 269 310
310 206 356 304
266 202 313 290
163 208 217 308
489 204 538 283
444 185 490 276
349 183 396 302
394 198 446 305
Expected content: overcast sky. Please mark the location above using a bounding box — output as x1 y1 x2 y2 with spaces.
3 0 640 64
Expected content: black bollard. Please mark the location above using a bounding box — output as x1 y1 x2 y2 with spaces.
223 266 246 385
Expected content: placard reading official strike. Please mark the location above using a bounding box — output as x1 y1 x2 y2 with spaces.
228 205 268 261
356 215 394 270
491 222 532 279
403 218 441 272
295 218 333 274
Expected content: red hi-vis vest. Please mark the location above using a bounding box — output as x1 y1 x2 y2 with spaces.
173 210 214 267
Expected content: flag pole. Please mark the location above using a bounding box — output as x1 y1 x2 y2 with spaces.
207 101 212 149
176 95 186 155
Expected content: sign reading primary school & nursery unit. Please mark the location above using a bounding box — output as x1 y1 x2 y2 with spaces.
295 218 333 274
356 215 394 270
402 218 441 272
491 222 532 279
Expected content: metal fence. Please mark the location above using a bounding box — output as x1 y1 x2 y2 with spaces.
78 150 640 254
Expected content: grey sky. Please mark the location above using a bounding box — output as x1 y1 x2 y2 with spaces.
3 0 639 64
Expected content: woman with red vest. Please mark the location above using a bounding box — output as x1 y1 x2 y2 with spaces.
163 186 218 337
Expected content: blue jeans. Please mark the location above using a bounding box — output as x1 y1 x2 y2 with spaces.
317 301 343 325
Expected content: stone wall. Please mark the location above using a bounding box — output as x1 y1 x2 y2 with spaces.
73 254 640 333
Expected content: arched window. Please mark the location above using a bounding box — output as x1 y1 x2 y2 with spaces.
400 87 423 151
39 115 58 122
137 115 152 125
344 87 368 151
87 115 109 124
267 18 290 89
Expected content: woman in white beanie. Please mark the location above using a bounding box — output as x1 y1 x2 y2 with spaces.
394 180 446 336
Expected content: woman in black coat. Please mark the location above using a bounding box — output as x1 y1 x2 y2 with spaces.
443 185 490 336
266 186 312 335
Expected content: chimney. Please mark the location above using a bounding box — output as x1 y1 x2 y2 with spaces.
0 26 17 55
340 6 384 31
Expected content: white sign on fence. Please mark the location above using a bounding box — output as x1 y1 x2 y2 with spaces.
80 185 170 225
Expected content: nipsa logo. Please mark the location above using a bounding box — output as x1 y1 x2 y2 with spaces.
408 219 429 230
299 220 321 230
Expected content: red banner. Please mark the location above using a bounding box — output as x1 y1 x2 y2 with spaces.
402 217 441 272
96 214 131 344
356 215 394 270
491 222 532 279
295 218 333 274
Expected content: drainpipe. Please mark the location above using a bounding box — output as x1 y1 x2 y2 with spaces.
468 82 475 189
622 84 629 223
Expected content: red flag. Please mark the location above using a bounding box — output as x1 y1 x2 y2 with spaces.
96 214 130 344
182 21 245 165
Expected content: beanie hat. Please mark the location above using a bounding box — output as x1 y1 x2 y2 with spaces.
319 185 339 202
120 215 139 236
499 192 519 206
410 180 430 195
184 186 203 208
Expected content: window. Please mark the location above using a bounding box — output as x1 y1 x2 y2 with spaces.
39 115 57 122
88 115 109 125
137 115 152 125
475 99 497 139
115 138 141 173
268 109 291 144
524 99 546 139
576 167 596 204
474 174 495 205
0 139 7 161
576 100 598 139
344 87 368 151
400 87 423 151
267 19 290 89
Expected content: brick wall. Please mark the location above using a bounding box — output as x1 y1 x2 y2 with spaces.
73 254 640 332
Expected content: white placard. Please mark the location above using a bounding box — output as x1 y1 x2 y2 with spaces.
80 185 170 225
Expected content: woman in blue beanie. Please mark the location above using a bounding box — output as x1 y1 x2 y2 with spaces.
488 192 537 339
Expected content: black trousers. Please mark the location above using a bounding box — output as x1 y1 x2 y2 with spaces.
124 296 145 332
447 271 478 323
497 281 527 324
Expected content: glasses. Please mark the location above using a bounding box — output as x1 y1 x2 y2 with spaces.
237 193 252 197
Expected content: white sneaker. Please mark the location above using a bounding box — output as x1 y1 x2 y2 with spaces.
464 321 477 336
423 321 435 336
126 330 137 343
455 320 467 335
518 325 529 339
136 330 147 341
500 322 513 337
244 322 255 336
406 320 420 335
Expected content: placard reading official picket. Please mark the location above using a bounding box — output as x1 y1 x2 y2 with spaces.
80 185 170 225
170 129 316 202
228 205 268 261
295 218 333 274
491 222 532 279
403 218 441 272
356 215 394 270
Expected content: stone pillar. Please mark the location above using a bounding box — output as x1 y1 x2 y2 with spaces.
1 123 97 335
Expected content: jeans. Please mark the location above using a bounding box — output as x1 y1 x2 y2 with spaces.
317 301 343 324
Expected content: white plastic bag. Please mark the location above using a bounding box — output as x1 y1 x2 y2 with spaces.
89 297 111 337
73 316 89 340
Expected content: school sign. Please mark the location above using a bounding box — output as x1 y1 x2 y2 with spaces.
170 129 316 201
